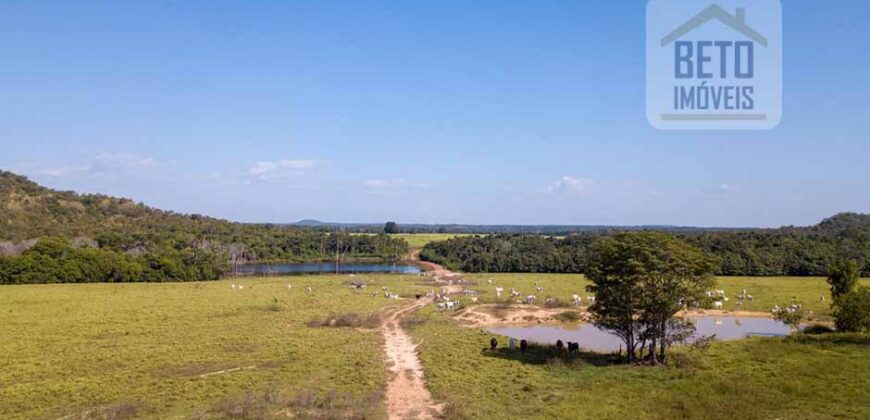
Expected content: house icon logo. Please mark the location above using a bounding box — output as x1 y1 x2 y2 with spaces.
646 0 782 130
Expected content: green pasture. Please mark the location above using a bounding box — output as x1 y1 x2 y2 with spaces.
0 275 430 419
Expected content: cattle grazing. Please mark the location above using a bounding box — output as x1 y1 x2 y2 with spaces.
520 339 528 353
568 342 579 354
535 285 544 292
586 295 595 303
438 300 458 311
305 286 312 293
471 297 478 303
525 295 536 305
713 301 723 309
572 294 581 306
495 287 504 297
490 338 498 351
556 340 564 352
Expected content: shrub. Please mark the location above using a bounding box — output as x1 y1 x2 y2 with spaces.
834 287 870 333
772 305 805 331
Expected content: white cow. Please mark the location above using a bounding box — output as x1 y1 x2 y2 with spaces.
525 295 536 305
495 287 504 297
713 301 723 309
572 294 582 306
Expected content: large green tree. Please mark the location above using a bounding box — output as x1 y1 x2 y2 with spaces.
585 232 716 363
384 222 400 234
827 259 860 302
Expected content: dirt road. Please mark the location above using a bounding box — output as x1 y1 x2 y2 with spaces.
381 254 454 419
382 297 443 420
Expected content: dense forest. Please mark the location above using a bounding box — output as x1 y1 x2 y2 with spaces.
420 213 870 277
0 171 408 284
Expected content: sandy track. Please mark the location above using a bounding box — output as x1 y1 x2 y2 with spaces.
382 298 443 420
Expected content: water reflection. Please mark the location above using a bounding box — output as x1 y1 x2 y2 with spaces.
236 262 422 276
487 316 791 353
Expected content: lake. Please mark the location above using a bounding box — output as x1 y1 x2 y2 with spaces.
235 262 422 276
487 316 791 353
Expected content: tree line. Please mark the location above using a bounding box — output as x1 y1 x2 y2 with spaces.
420 213 870 276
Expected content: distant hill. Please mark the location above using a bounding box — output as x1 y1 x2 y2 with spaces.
0 170 236 242
0 170 407 264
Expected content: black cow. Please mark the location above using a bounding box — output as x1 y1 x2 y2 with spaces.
520 339 528 353
490 338 498 351
568 342 579 354
556 339 564 352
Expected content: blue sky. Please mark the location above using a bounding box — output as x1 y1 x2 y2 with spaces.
2 0 868 227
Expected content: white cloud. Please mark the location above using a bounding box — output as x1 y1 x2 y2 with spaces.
28 165 85 178
246 159 320 182
15 152 156 179
719 183 739 192
363 178 431 190
547 176 597 194
88 153 155 176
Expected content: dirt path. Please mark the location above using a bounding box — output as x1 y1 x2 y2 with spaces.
382 298 443 420
381 255 456 419
406 250 454 280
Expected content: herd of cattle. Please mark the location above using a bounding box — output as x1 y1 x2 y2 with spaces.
231 275 773 316
489 337 581 355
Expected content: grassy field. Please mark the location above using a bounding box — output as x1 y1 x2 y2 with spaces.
391 233 477 249
404 305 870 419
0 275 432 419
2 273 868 419
456 273 870 318
348 232 475 249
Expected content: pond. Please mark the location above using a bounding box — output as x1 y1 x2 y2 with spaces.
487 316 791 353
235 262 422 276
